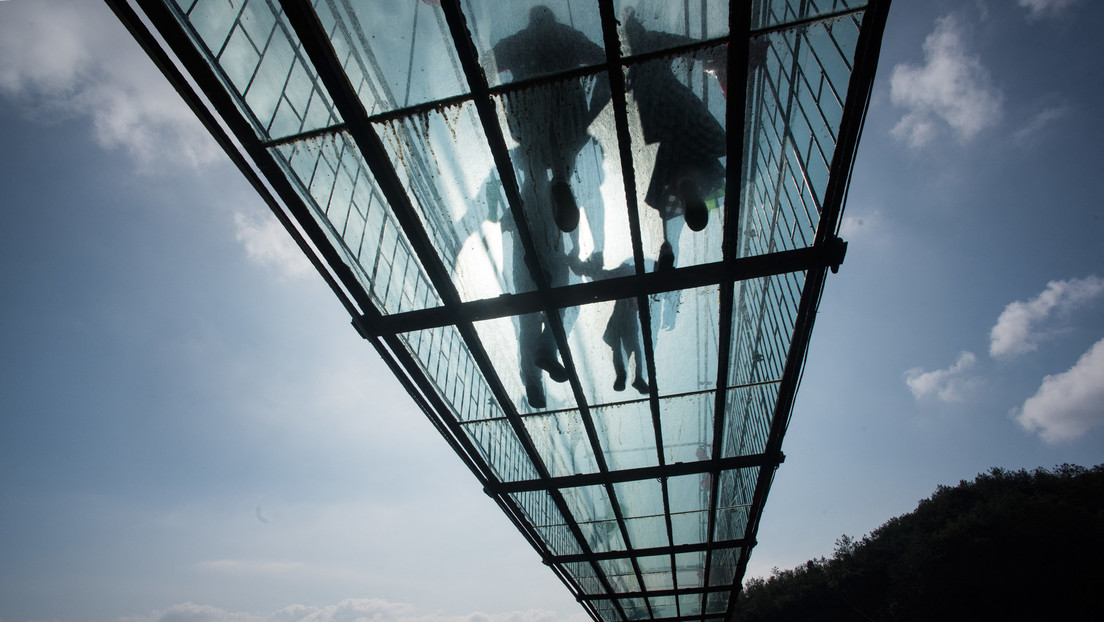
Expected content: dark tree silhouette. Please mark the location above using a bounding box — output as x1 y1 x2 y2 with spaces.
736 464 1104 621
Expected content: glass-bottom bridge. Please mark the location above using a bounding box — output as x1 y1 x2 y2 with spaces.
105 1 890 620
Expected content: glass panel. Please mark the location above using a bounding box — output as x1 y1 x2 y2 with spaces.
738 15 863 257
704 590 730 614
754 0 868 31
375 102 515 303
491 74 633 286
714 467 758 541
459 418 541 484
178 0 342 141
473 313 578 414
561 485 625 553
676 551 706 589
729 273 803 386
618 598 648 620
648 595 678 619
464 0 606 88
510 490 583 556
564 561 605 596
592 598 623 622
624 44 727 271
403 323 503 421
321 0 469 114
591 399 659 472
599 558 640 594
271 133 441 314
708 547 738 587
659 392 715 465
650 285 720 396
669 473 711 546
637 554 673 591
522 410 600 478
679 593 703 617
615 0 729 58
569 296 651 407
614 479 667 550
721 383 777 457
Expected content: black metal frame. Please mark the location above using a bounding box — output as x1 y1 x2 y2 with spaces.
102 0 892 620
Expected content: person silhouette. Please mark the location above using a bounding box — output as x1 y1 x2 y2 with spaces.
621 10 727 270
493 6 609 234
567 253 651 395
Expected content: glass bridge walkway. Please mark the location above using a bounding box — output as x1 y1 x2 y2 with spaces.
105 1 890 620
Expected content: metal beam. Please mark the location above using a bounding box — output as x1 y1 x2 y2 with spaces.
486 453 779 495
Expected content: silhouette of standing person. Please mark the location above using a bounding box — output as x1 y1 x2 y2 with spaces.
493 6 609 409
622 10 727 270
493 5 609 234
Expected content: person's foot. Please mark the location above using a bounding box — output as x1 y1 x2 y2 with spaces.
526 382 546 409
657 241 674 271
632 376 650 395
535 350 569 383
613 370 627 392
551 179 579 232
679 177 708 232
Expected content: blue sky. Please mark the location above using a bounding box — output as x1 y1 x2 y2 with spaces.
1 1 1102 622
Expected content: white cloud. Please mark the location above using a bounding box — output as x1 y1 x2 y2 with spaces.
904 351 977 402
233 212 313 279
1011 336 1104 443
0 0 219 170
889 15 1003 148
1013 104 1071 142
124 600 588 622
989 276 1104 358
838 210 886 245
1018 0 1083 19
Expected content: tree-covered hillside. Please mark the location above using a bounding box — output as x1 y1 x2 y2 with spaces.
736 465 1104 621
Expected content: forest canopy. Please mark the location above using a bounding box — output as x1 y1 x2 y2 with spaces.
736 464 1104 621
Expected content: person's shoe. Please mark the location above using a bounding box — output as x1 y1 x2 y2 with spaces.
632 376 650 395
613 370 627 392
535 351 569 383
526 382 546 409
657 241 674 271
551 179 580 232
679 177 708 232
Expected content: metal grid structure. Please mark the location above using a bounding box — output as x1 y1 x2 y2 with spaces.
104 1 890 620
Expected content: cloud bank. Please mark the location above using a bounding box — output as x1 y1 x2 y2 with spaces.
1011 337 1104 443
0 0 219 169
989 276 1104 358
124 600 587 622
889 15 1003 148
904 351 977 402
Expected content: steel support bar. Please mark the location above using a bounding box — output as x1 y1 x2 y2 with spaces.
578 584 735 602
367 242 843 336
551 538 750 565
486 453 779 495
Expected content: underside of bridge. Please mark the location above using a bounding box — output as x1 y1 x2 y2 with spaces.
105 1 889 620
